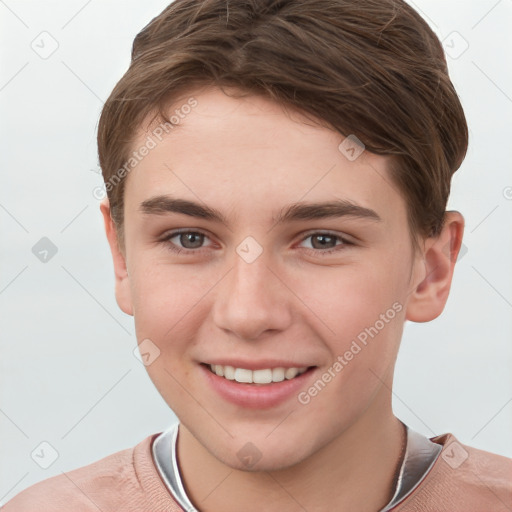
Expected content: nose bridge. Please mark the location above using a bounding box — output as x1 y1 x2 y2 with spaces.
212 243 292 340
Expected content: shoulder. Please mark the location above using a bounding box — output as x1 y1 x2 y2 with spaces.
1 433 180 512
434 433 512 490
395 433 512 512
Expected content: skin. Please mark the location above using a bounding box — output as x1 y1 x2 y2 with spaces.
100 85 464 512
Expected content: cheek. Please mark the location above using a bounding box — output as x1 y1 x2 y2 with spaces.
290 260 407 410
293 259 406 348
129 258 220 348
128 262 209 411
294 296 405 430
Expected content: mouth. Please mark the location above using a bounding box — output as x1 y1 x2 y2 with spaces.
200 362 317 409
205 363 311 384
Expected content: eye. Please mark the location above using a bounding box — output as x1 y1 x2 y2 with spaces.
297 231 353 255
160 229 214 254
159 229 354 256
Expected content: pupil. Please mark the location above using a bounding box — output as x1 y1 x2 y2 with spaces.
181 232 203 248
313 235 334 249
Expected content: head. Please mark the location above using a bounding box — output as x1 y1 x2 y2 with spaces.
98 0 467 471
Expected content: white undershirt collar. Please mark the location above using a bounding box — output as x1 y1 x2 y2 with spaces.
151 421 442 512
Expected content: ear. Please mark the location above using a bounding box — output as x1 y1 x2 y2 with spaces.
405 211 465 322
99 198 134 316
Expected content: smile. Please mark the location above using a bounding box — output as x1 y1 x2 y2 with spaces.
201 361 317 408
208 364 309 384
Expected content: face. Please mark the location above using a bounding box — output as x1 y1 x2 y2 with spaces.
113 85 424 471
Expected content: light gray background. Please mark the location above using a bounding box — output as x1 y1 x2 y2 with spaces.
1 0 511 504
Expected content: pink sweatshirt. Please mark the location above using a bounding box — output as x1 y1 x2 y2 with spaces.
3 431 511 511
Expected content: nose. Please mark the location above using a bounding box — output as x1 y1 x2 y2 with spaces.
212 249 293 341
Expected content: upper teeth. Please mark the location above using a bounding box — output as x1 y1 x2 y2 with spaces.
209 365 308 384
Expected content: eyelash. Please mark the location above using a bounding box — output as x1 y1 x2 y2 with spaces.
159 229 354 256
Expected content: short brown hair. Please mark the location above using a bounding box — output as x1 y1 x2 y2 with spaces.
97 0 468 253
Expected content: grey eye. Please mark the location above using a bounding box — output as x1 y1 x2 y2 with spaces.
175 232 205 249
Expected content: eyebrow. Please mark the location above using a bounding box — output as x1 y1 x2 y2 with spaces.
139 195 381 226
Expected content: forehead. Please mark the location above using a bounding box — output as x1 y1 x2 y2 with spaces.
124 86 406 229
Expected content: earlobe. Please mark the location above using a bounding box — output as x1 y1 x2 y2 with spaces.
99 198 134 316
405 211 465 323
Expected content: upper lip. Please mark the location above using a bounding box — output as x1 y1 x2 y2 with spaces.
202 360 315 370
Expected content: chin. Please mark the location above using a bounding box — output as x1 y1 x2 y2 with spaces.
207 428 319 473
223 447 312 473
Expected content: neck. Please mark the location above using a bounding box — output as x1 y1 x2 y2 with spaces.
178 394 405 512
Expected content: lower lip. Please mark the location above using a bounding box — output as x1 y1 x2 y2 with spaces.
200 364 315 409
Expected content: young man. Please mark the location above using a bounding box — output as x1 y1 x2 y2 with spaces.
4 0 512 510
